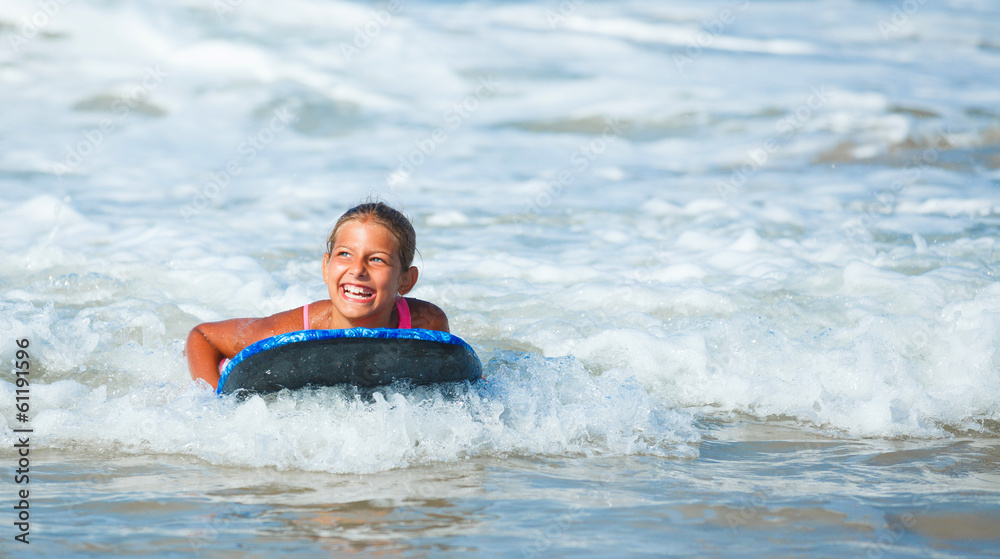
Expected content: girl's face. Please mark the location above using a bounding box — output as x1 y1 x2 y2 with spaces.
322 220 417 327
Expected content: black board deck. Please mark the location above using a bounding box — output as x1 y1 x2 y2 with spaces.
217 328 482 395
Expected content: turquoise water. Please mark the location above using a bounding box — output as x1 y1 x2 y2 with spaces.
18 427 1000 557
2 0 1000 556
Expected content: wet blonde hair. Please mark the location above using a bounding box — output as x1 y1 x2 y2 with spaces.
326 201 416 270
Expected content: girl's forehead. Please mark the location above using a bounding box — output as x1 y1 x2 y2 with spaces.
334 220 398 248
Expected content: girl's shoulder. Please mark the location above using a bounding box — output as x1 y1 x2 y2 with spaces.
250 306 307 338
199 306 304 357
405 297 450 332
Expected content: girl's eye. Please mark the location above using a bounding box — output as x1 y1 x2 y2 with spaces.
371 256 385 263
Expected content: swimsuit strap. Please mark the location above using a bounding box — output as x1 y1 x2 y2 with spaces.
395 296 411 329
221 299 406 377
305 300 409 329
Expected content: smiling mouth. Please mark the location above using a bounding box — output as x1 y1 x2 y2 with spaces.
341 284 375 302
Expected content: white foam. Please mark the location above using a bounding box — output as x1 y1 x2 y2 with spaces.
426 211 470 227
2 0 999 468
556 15 816 55
170 41 278 81
897 198 998 217
4 351 699 473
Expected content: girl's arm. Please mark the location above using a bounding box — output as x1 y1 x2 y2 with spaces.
186 318 251 389
186 309 302 389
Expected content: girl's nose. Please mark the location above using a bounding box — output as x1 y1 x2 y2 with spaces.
350 260 368 278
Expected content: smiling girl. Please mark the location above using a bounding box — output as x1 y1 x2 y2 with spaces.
186 201 449 389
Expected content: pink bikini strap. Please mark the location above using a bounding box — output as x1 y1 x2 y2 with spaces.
304 300 409 330
395 297 411 329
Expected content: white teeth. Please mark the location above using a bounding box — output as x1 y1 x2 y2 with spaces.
343 285 374 298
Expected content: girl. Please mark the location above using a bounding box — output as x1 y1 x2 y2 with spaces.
186 202 449 389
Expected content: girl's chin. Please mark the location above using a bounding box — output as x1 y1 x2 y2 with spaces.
334 299 391 319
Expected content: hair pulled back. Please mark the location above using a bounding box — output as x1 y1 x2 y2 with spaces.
326 201 416 270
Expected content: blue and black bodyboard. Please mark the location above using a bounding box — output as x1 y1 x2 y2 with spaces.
217 328 481 395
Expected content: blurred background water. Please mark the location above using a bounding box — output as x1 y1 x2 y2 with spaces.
1 0 999 556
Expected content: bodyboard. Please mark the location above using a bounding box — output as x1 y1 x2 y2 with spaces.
217 328 481 395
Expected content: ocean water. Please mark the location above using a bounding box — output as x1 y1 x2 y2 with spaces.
2 0 999 556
